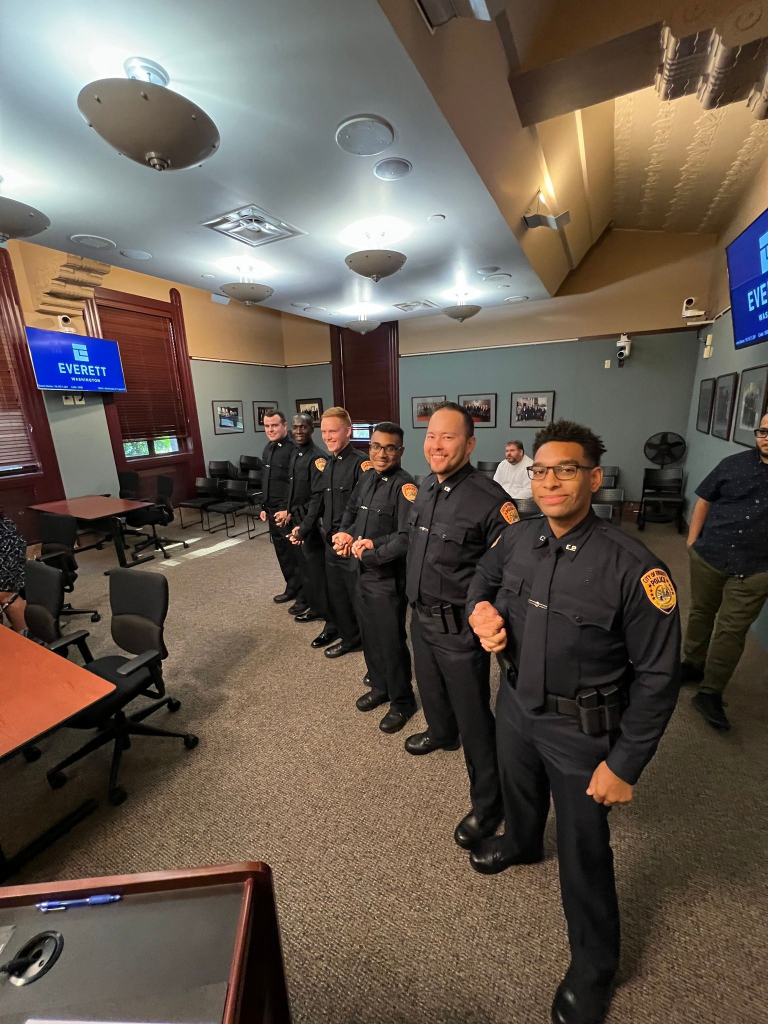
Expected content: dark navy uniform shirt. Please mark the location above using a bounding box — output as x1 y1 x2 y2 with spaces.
285 440 327 525
467 510 681 785
405 462 518 607
693 449 768 576
261 437 296 511
339 465 418 579
298 443 371 544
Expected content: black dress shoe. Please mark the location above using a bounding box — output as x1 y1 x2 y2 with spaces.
311 629 339 649
454 811 503 849
680 660 704 684
363 672 370 686
273 591 297 604
288 601 309 615
551 975 612 1024
469 836 543 875
324 640 363 659
379 705 416 733
356 689 388 712
295 609 323 623
404 731 460 755
692 691 731 730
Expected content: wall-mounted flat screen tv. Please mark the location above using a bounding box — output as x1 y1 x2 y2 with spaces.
726 205 768 350
26 326 127 392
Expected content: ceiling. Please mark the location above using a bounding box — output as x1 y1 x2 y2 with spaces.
0 0 548 326
613 86 768 233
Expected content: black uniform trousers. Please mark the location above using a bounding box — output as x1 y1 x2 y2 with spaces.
357 570 415 709
411 609 501 820
266 512 301 596
297 533 335 629
496 678 620 983
324 549 361 646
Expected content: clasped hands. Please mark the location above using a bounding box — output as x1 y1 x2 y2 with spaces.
332 532 374 560
468 600 508 653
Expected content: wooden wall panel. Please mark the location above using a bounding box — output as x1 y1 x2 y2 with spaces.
330 321 399 425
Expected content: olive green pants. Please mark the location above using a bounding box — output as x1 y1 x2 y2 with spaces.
684 547 768 695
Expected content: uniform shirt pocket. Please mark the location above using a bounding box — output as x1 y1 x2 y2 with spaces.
433 523 466 567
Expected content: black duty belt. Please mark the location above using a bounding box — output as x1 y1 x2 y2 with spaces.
414 601 465 635
544 685 624 735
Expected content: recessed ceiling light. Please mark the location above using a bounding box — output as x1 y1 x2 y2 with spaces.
428 214 446 223
291 301 310 309
304 305 327 315
340 301 384 317
477 266 500 275
504 295 529 303
215 256 274 277
484 273 511 282
201 273 216 279
336 115 394 156
120 249 152 260
69 233 116 250
373 158 412 181
338 215 412 249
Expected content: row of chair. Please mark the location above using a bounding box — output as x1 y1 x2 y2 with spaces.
178 476 265 537
209 457 262 485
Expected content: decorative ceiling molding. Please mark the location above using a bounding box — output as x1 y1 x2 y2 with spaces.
662 107 726 231
697 118 768 231
612 93 635 223
32 252 111 318
637 99 676 228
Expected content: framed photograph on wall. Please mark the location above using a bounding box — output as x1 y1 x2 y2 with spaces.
711 373 738 440
212 400 244 435
733 364 768 447
696 377 716 434
295 398 323 427
253 400 278 431
411 395 446 428
458 393 497 428
510 390 555 427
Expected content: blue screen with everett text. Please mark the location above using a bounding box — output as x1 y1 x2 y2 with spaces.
26 326 126 392
726 205 768 350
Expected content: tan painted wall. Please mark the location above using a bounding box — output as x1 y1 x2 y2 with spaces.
399 227 715 354
282 312 331 365
707 155 768 315
8 240 286 365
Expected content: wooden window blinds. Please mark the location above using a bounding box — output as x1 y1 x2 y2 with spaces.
0 316 37 471
97 305 188 443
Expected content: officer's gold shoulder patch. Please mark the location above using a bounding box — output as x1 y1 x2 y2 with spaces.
500 501 520 524
402 483 418 502
361 459 373 471
314 458 326 472
641 568 676 614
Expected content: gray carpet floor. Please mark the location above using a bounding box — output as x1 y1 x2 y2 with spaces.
2 516 766 1023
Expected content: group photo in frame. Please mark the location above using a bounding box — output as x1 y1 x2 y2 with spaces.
212 400 244 435
711 373 738 440
510 390 555 427
696 377 716 434
732 364 768 447
458 393 496 428
295 398 323 427
411 395 446 428
253 400 279 431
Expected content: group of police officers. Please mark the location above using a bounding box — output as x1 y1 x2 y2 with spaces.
259 402 681 1024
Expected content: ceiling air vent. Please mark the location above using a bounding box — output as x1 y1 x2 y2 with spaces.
203 204 304 248
393 299 440 313
413 0 506 29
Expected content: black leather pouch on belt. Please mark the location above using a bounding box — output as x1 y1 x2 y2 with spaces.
576 684 624 735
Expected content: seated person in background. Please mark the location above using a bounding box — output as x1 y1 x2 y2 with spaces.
682 411 768 732
493 440 533 500
0 506 27 631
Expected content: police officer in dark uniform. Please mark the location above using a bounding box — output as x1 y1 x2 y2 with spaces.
466 419 681 1024
292 406 370 658
259 410 299 605
281 413 332 626
334 421 418 733
404 402 519 848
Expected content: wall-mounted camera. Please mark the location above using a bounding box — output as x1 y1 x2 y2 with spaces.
682 296 706 319
616 334 631 367
57 314 76 333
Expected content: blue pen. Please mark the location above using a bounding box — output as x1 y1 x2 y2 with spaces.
36 894 122 912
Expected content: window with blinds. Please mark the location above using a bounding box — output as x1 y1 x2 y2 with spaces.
97 305 188 444
0 321 38 474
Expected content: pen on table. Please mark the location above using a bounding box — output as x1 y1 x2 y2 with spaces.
36 894 122 912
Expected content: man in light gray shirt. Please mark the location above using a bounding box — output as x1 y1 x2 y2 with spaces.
493 440 533 500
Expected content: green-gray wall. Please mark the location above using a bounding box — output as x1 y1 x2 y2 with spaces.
683 312 768 651
43 392 118 498
398 331 699 500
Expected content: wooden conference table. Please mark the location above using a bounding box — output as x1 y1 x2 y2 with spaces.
0 627 115 883
30 494 153 574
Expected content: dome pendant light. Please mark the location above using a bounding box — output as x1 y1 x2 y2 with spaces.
220 282 274 306
442 304 482 323
345 317 381 335
78 57 220 171
0 195 50 243
345 249 406 283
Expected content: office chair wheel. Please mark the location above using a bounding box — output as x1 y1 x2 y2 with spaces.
109 786 128 806
163 551 170 559
48 771 68 790
90 612 101 623
182 541 189 549
23 745 42 762
183 734 199 750
167 698 181 712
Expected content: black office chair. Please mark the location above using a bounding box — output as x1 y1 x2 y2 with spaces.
44 569 198 806
207 479 250 537
124 476 188 559
177 477 219 530
514 498 543 520
637 468 685 533
118 471 140 499
209 461 240 495
592 503 614 521
477 461 499 477
593 487 624 521
239 455 263 482
36 513 100 622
